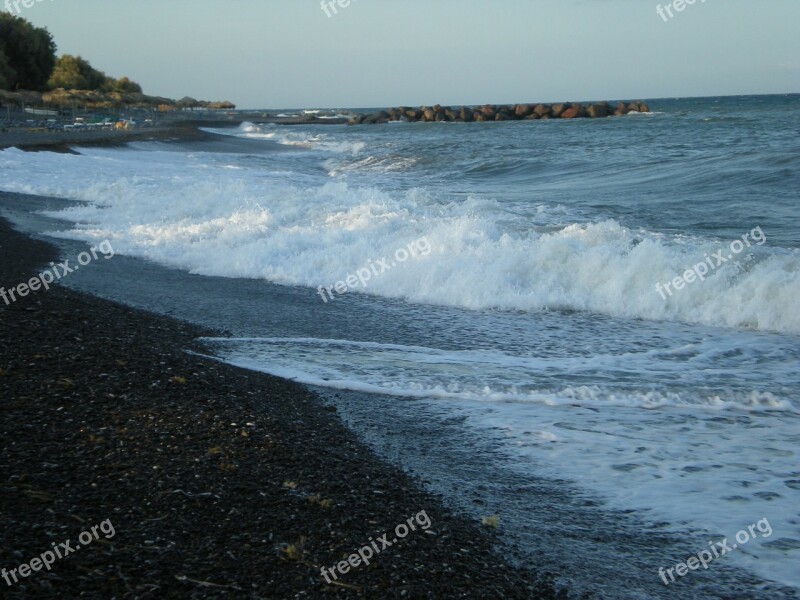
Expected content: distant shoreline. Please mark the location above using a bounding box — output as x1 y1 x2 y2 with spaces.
0 115 359 151
0 120 226 152
0 97 651 152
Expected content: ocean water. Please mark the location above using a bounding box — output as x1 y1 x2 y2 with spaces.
1 94 799 598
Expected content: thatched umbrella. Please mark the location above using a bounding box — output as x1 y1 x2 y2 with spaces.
149 96 176 106
42 89 69 105
122 92 146 106
207 100 236 110
177 96 199 108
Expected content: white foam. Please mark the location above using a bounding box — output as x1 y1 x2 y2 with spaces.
204 123 366 154
3 138 797 590
200 336 799 412
201 335 800 590
1 144 798 334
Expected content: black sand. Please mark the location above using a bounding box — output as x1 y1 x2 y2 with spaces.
0 217 564 598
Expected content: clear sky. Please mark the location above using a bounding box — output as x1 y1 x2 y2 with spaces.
13 0 800 109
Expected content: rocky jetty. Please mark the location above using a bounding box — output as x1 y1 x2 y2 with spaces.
350 101 650 125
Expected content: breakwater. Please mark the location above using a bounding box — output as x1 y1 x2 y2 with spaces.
350 101 650 124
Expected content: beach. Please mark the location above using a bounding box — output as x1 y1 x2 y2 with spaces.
0 121 216 152
2 0 796 596
0 214 561 598
1 94 798 599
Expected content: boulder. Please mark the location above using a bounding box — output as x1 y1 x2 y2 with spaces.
480 104 497 118
423 108 436 122
533 104 551 117
514 104 534 118
362 111 390 124
561 108 578 119
586 103 609 118
498 107 518 120
561 104 584 119
637 101 650 113
460 106 474 122
551 103 569 118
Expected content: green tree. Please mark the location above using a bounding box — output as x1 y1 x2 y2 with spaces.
0 50 14 89
47 54 107 90
101 76 142 94
110 76 142 94
47 55 143 93
0 12 57 90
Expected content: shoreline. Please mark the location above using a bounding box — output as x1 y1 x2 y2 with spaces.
0 121 222 152
0 217 563 597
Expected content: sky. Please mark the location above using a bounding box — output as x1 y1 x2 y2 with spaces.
12 0 800 109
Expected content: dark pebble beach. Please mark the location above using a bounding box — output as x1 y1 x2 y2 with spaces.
0 216 565 598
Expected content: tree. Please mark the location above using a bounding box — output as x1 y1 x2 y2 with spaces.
47 54 143 93
0 50 14 89
104 76 142 94
0 12 57 90
47 54 107 90
0 12 142 94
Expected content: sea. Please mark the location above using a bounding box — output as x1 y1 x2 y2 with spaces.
1 94 798 599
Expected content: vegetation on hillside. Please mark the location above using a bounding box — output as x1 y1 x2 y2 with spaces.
0 12 57 91
47 55 142 93
0 11 234 110
0 12 141 93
